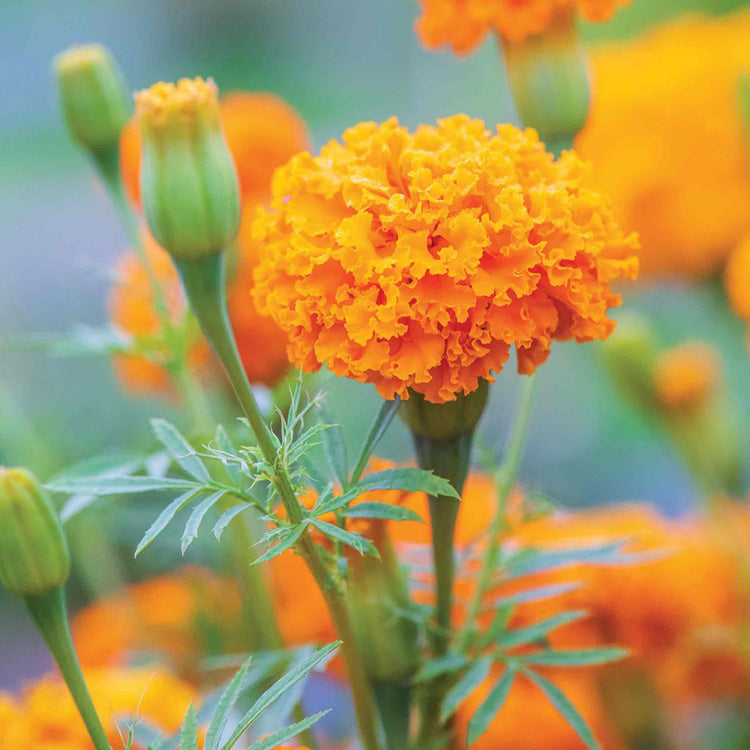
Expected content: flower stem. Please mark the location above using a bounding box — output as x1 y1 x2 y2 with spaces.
175 254 382 750
25 589 111 750
372 680 411 750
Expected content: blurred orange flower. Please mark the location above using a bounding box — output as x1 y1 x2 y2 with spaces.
725 234 750 344
653 341 719 412
576 11 750 278
0 667 195 750
252 115 638 403
415 0 630 51
120 90 310 207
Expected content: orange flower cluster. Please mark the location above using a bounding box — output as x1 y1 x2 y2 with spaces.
653 341 719 412
0 667 195 749
252 115 638 403
112 91 310 395
725 234 750 344
576 11 750 279
72 567 244 681
415 0 630 51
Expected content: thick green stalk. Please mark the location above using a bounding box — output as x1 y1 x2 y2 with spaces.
372 680 411 750
26 589 111 750
175 254 382 750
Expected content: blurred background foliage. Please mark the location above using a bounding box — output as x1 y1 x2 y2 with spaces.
0 0 747 690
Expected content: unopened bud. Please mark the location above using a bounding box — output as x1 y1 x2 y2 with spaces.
136 77 241 260
654 342 719 413
0 468 70 597
54 44 129 154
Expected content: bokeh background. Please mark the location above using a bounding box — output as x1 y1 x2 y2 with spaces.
0 0 747 697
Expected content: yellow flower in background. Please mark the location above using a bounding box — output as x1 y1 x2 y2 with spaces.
415 0 631 51
653 341 719 412
725 234 750 343
576 11 750 279
252 115 638 403
0 668 196 750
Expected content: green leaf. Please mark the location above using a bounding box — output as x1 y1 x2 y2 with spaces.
213 504 250 541
310 518 378 557
248 711 329 750
523 668 600 750
47 475 196 496
316 401 348 487
253 524 307 564
181 490 227 554
205 657 254 750
350 397 401 484
221 642 340 750
485 582 582 609
135 489 202 558
213 425 243 486
466 666 516 746
521 647 629 667
506 541 632 579
414 653 469 683
151 419 210 482
497 610 588 650
179 705 199 750
342 502 423 523
51 451 146 480
476 603 514 651
440 656 492 723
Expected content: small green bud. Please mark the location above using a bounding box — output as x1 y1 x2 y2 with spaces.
0 468 71 597
54 44 130 154
502 9 590 149
136 77 241 260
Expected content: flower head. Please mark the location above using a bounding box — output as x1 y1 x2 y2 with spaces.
653 341 720 412
725 234 750 344
576 11 750 278
252 115 638 403
415 0 630 51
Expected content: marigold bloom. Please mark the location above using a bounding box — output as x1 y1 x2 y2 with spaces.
252 115 638 403
725 234 750 343
120 91 310 206
653 342 719 412
415 0 630 51
576 11 750 278
0 667 196 750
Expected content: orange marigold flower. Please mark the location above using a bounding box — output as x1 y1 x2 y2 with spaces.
725 234 750 343
0 667 196 749
252 115 638 403
652 341 720 412
415 0 630 51
120 90 310 206
576 11 750 278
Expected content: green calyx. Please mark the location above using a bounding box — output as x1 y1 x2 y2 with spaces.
0 467 71 598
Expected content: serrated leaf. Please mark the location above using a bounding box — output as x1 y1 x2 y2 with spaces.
135 489 202 558
179 704 199 750
248 711 330 750
466 666 516 746
204 658 254 750
47 475 196 496
497 610 588 650
476 603 514 651
440 656 492 723
506 541 630 579
316 401 348 487
342 502 423 523
51 451 146 481
221 642 340 750
521 647 629 667
524 668 600 750
213 504 250 541
484 582 582 609
214 425 242 486
253 524 306 564
350 397 401 483
181 490 226 554
414 653 469 683
310 518 378 557
151 419 210 482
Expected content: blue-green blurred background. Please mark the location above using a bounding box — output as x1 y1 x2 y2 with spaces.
0 0 747 690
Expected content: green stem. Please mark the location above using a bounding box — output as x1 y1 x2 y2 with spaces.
25 589 111 750
175 254 381 750
372 680 411 750
459 374 537 652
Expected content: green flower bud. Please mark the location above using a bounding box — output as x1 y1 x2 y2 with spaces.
136 77 241 260
0 468 70 597
502 9 590 149
54 44 130 154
